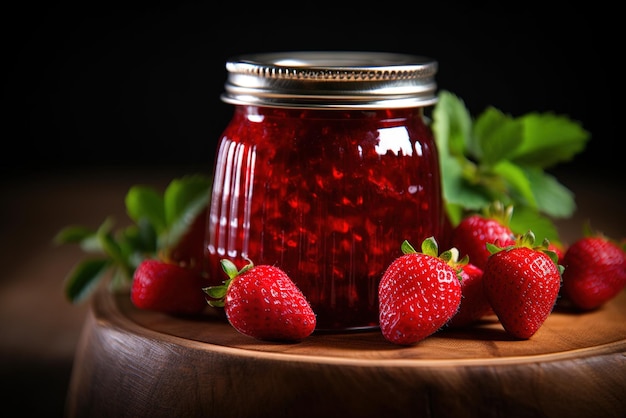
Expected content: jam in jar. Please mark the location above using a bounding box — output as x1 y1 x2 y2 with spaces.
205 52 445 331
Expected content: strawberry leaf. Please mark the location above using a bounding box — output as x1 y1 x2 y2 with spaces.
431 90 473 159
164 175 212 224
491 160 537 208
512 112 590 167
122 219 158 256
474 107 524 165
53 225 95 244
524 168 575 218
162 175 212 250
432 90 590 245
64 258 112 303
509 206 560 244
56 174 213 304
125 186 167 234
438 155 491 225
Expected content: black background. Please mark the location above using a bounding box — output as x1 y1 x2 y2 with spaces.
3 3 616 178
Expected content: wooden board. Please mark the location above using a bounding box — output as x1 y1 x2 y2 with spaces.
65 287 626 418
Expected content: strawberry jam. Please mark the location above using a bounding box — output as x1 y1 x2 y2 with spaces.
205 52 444 330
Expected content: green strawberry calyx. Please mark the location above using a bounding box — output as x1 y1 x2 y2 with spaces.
486 230 565 275
401 237 466 282
480 201 514 227
203 258 254 308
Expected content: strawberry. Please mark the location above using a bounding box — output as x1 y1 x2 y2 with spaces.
131 259 209 315
482 231 563 339
378 238 462 345
561 234 626 310
204 259 316 342
451 202 516 270
447 261 493 328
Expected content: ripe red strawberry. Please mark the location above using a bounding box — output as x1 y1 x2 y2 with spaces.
447 261 493 328
482 231 563 339
131 259 209 315
451 202 516 270
378 238 462 345
561 234 626 310
204 259 316 342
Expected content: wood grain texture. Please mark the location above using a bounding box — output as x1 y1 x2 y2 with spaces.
65 287 626 418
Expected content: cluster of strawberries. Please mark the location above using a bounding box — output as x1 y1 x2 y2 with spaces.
379 207 626 345
130 204 626 345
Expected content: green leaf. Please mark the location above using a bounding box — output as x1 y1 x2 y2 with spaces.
440 155 490 212
432 90 589 241
444 202 465 227
76 217 115 253
122 219 158 255
432 90 473 159
524 168 576 218
511 113 591 168
474 107 524 165
491 160 537 209
53 225 96 244
64 258 112 303
96 221 133 280
164 175 212 225
509 206 561 245
125 186 167 234
162 175 212 249
53 225 104 254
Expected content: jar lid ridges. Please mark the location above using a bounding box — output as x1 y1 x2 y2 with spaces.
222 51 438 109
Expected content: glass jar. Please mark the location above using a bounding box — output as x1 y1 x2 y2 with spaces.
205 51 444 331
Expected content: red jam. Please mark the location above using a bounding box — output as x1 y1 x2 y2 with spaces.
204 52 444 331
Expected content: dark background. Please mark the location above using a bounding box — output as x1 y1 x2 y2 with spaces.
2 3 616 179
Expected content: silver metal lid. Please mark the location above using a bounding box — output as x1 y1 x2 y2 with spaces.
222 51 438 109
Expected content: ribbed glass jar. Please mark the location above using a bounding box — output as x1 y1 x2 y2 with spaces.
204 51 445 331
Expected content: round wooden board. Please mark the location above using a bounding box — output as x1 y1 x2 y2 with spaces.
65 288 626 418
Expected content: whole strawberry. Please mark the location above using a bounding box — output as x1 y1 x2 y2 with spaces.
131 259 209 315
378 238 462 345
447 261 492 328
482 231 563 339
204 259 316 342
561 234 626 310
451 202 516 270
